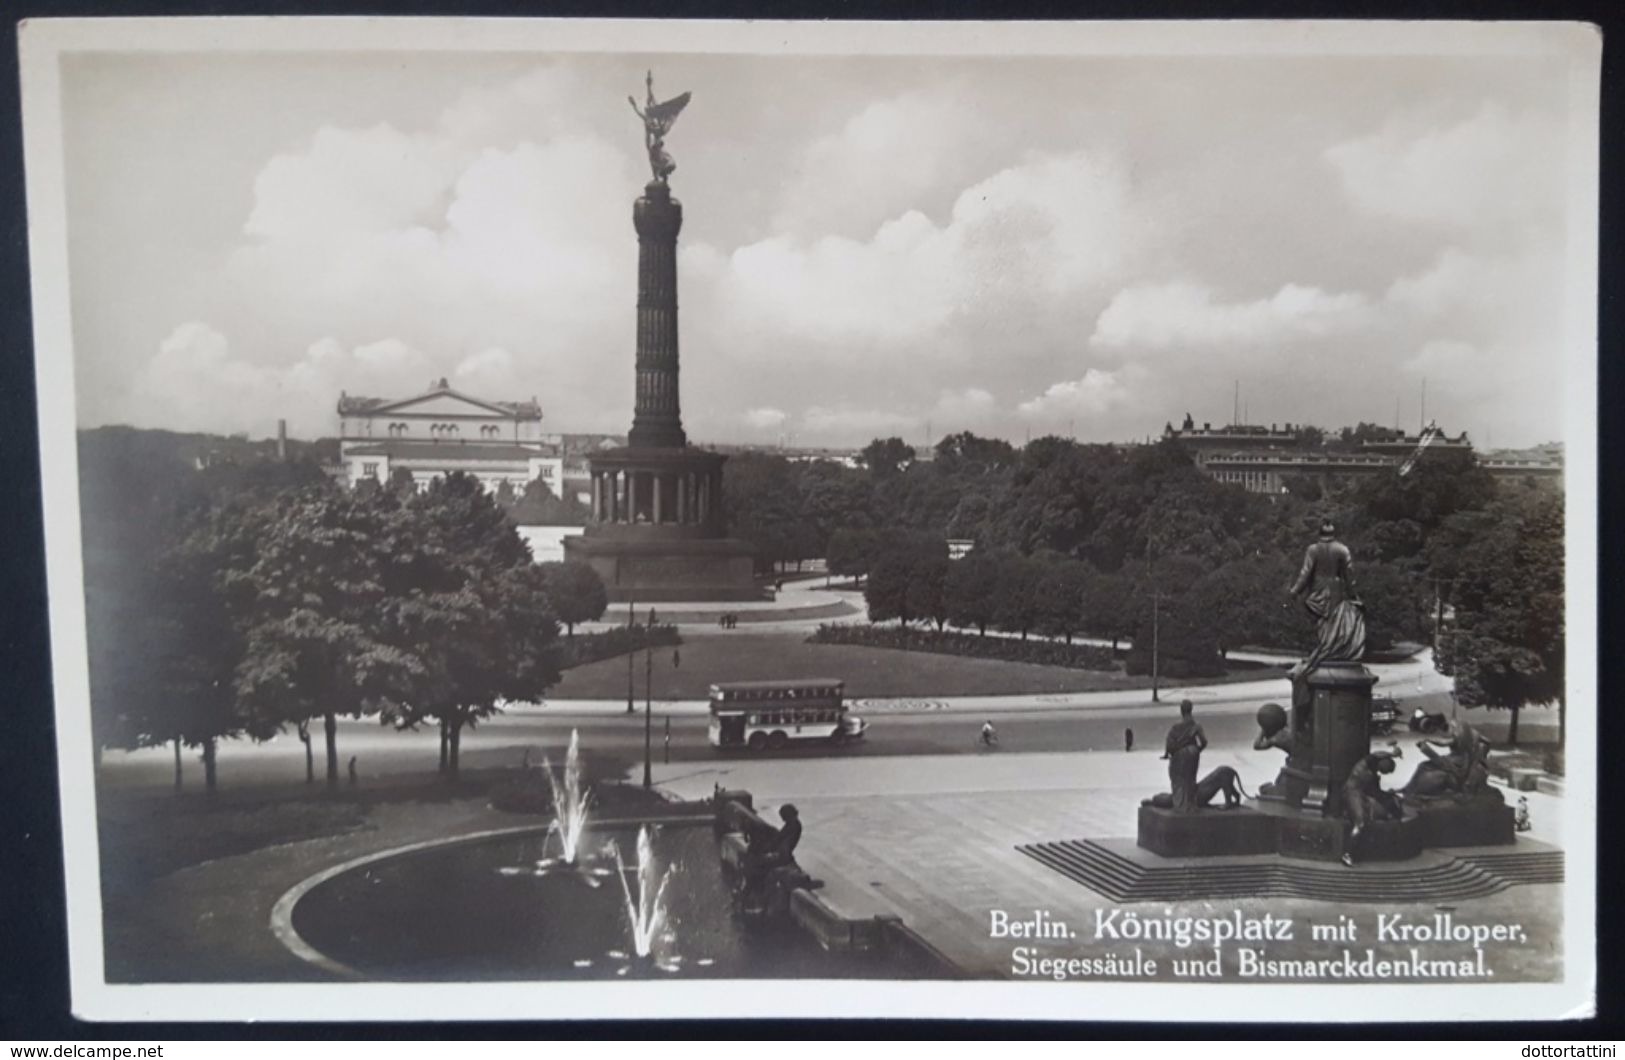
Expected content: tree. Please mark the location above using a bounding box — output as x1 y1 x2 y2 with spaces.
864 550 913 624
801 466 874 556
387 467 419 495
223 485 424 786
934 432 1018 475
991 553 1045 640
1429 489 1563 745
1345 449 1496 543
863 536 947 625
909 551 951 631
857 437 916 477
826 528 872 586
77 429 324 786
1125 588 1224 679
386 561 562 776
1187 555 1301 660
1080 568 1136 652
723 452 808 573
536 561 609 636
1034 558 1089 643
508 474 593 526
381 473 563 774
1353 559 1431 651
944 550 1001 635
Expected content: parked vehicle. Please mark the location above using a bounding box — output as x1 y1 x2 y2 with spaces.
1409 707 1451 734
1370 695 1402 736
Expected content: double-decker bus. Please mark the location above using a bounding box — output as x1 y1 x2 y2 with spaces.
707 678 868 751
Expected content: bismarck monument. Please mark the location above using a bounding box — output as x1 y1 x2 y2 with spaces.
1136 518 1514 866
563 73 758 603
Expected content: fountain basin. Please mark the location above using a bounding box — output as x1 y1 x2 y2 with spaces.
285 821 901 981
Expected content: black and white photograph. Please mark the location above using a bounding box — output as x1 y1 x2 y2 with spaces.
17 17 1599 1023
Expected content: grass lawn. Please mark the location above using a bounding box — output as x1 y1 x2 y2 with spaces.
549 632 1276 700
94 751 662 890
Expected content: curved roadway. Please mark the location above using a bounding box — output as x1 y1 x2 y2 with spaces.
98 581 1471 789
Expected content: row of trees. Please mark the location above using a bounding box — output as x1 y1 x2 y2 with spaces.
81 429 612 789
728 429 1559 736
850 533 1432 678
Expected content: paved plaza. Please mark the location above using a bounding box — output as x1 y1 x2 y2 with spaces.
653 746 1567 981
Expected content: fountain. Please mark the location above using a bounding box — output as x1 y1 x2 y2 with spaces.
497 729 614 886
612 825 675 972
543 729 591 866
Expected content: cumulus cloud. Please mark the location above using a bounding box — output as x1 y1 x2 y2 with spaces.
129 328 511 438
1324 103 1562 234
246 124 458 241
932 387 996 423
772 91 985 240
73 58 1576 449
708 150 1145 353
130 323 278 435
1090 281 1371 351
743 406 788 429
1018 367 1141 421
144 66 644 438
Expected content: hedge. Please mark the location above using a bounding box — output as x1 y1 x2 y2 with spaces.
551 623 681 670
807 623 1116 670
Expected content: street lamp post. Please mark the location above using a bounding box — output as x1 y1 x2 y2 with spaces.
1151 579 1161 703
1146 534 1162 704
625 595 636 715
642 645 654 788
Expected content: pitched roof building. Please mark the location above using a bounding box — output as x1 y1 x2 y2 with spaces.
336 377 564 495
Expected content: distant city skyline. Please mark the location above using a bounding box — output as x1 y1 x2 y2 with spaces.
60 43 1581 450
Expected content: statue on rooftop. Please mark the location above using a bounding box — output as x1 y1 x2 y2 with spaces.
629 70 691 183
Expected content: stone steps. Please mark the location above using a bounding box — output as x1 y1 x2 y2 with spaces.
1017 838 1563 903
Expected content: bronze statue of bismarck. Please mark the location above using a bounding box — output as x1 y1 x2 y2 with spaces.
1287 518 1367 684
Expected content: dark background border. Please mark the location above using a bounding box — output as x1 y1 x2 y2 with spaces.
0 0 1617 1041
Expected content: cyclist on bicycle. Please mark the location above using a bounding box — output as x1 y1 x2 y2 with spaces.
980 720 1000 748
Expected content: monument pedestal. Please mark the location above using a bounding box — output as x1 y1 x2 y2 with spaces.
564 446 759 602
1259 662 1378 816
564 531 759 602
1136 661 1516 864
1136 805 1278 858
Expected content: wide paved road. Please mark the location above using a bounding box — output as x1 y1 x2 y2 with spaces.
98 686 1562 793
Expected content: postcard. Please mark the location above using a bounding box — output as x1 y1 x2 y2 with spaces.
18 16 1598 1022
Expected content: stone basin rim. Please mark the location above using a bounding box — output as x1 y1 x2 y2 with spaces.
269 813 711 980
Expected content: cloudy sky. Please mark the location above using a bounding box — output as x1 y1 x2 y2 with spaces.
58 41 1584 449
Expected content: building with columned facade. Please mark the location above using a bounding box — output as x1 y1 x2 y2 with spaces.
337 378 564 494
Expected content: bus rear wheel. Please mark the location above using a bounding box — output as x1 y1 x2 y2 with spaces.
767 731 789 751
747 732 769 751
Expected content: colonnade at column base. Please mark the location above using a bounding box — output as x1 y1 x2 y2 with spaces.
560 533 763 603
568 444 762 602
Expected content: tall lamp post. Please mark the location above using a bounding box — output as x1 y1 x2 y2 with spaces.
1146 533 1162 703
625 594 636 715
1151 577 1161 703
642 645 654 788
